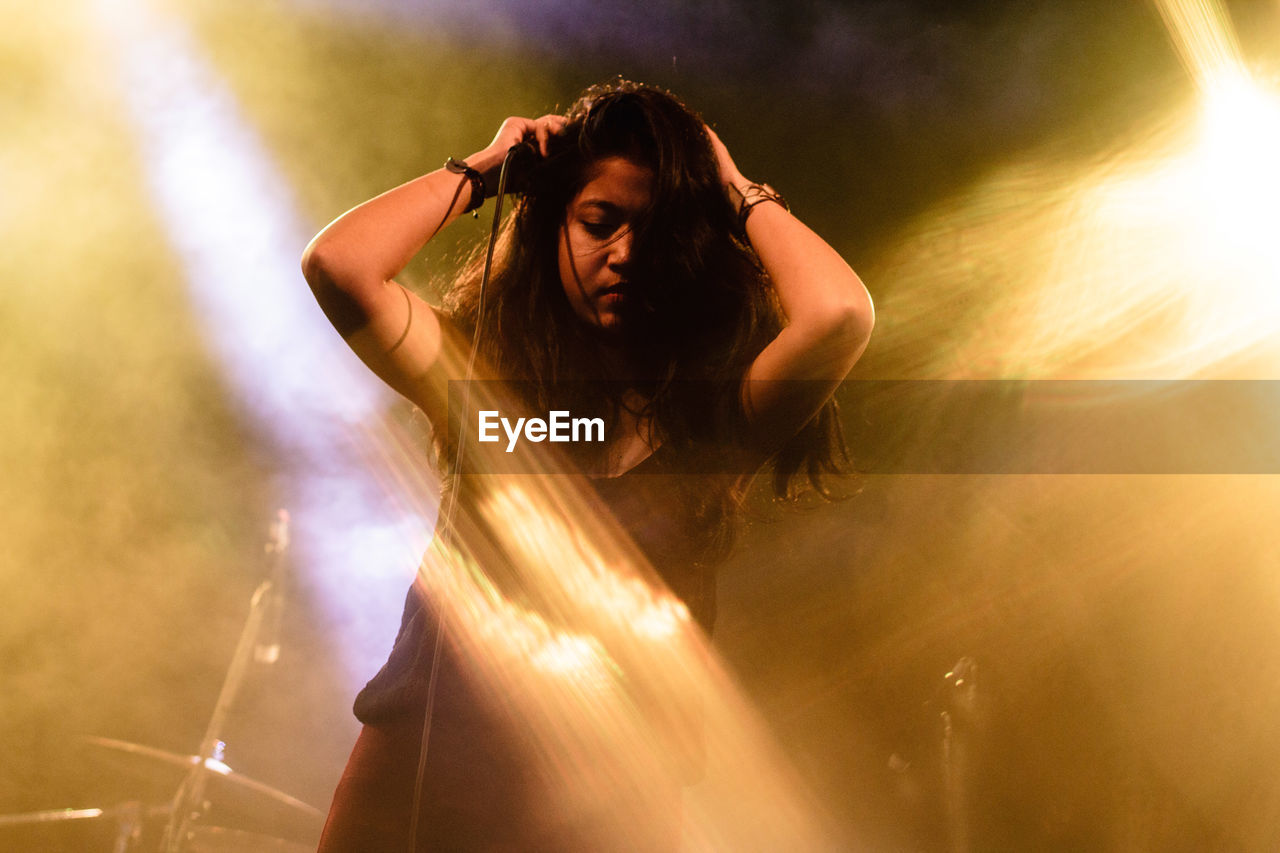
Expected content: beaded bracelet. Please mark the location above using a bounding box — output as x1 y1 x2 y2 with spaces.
444 157 486 214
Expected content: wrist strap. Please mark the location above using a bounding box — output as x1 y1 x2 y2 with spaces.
444 157 485 213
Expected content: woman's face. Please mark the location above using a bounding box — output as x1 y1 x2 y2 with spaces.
557 154 654 335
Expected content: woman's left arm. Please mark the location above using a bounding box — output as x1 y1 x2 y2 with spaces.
708 128 875 445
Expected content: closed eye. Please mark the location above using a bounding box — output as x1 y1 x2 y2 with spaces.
582 220 618 239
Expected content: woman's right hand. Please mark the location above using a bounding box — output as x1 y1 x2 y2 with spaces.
466 114 568 189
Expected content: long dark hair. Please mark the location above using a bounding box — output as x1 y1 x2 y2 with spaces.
443 80 847 537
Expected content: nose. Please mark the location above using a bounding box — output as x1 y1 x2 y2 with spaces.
607 228 634 271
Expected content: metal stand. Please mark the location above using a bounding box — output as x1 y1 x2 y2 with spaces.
158 510 292 853
941 656 978 853
1 511 320 852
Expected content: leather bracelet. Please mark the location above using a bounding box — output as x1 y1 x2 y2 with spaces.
444 157 485 213
730 182 788 233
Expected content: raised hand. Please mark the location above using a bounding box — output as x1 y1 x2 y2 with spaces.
703 124 750 205
467 114 568 188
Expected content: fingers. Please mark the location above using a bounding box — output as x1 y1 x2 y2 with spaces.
499 115 566 156
532 114 568 156
703 123 747 194
474 114 567 177
704 123 732 162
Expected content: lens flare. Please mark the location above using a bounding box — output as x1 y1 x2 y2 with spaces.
873 1 1280 381
405 418 843 848
1153 0 1242 89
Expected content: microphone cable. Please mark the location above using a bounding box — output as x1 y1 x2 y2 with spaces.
406 140 532 851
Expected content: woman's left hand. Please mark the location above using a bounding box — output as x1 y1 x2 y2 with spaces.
704 124 749 204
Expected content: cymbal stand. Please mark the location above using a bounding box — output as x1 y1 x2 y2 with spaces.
159 510 291 853
940 656 978 853
110 800 142 853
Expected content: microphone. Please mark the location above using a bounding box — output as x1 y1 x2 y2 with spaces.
501 140 541 195
509 138 539 157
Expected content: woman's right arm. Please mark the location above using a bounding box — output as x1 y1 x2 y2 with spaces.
300 114 565 415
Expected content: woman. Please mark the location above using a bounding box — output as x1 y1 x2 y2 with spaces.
303 80 873 851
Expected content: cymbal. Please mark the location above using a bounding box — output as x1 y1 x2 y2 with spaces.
81 736 324 821
0 801 167 827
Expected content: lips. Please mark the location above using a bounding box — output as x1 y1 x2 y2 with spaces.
597 283 632 310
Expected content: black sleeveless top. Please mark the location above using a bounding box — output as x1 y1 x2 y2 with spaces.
352 443 718 725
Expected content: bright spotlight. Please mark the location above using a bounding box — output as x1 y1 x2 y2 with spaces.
1191 71 1280 260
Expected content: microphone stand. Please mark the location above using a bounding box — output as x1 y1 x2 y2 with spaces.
158 510 290 853
940 656 978 853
